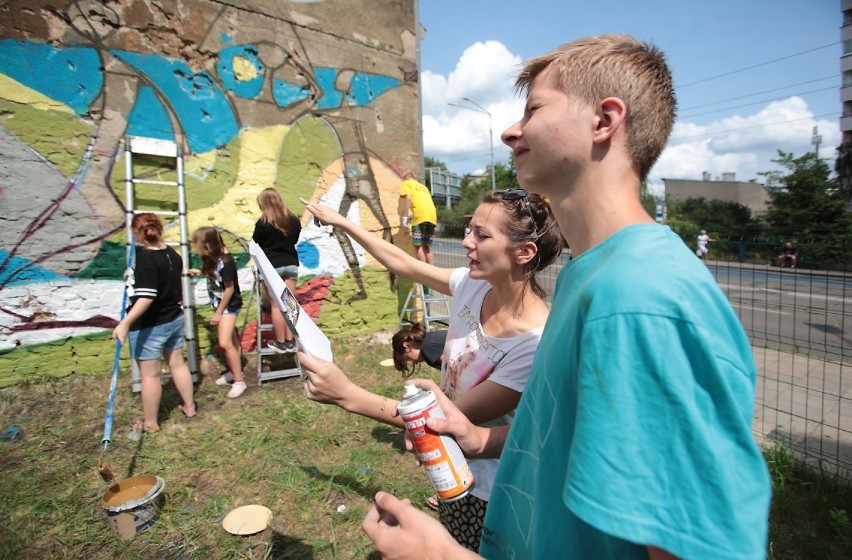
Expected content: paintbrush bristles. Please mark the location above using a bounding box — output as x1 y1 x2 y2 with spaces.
98 463 115 483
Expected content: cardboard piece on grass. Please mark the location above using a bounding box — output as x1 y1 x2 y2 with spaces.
222 504 273 535
248 241 333 361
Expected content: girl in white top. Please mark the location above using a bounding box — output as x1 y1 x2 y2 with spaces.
297 190 562 550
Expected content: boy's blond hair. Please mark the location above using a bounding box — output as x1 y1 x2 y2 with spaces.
515 34 676 182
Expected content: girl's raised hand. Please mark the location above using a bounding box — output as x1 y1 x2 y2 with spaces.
299 197 347 228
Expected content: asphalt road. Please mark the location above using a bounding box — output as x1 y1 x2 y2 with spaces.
431 238 852 365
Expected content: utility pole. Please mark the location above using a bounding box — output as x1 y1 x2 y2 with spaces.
811 126 822 160
448 98 496 190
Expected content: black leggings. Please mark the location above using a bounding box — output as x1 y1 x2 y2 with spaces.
438 493 487 551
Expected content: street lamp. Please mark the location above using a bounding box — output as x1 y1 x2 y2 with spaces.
448 97 496 190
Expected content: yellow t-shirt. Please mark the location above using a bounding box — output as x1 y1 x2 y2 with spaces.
399 178 437 226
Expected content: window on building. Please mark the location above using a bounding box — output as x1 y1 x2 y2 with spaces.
844 71 852 88
845 101 852 118
845 9 852 26
845 39 852 56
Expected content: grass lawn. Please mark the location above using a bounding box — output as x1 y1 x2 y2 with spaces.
1 331 850 559
0 332 437 559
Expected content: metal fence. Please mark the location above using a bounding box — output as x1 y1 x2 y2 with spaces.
430 234 852 477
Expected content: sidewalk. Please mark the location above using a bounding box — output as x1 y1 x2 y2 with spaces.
752 346 852 476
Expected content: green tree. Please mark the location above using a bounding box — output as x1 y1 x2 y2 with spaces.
761 150 852 269
665 196 763 260
640 181 659 217
437 160 521 235
833 142 852 204
424 156 447 171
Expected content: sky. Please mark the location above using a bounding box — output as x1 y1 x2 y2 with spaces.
418 0 840 193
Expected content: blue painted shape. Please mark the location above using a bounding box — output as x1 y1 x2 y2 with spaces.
272 79 312 108
277 67 400 110
111 50 238 154
297 241 319 269
313 67 343 109
0 39 102 115
346 73 400 106
217 44 265 99
0 250 65 286
126 86 174 140
221 33 234 43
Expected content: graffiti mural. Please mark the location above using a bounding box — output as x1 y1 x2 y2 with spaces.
0 0 420 383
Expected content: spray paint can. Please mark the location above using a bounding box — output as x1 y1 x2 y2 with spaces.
397 384 474 502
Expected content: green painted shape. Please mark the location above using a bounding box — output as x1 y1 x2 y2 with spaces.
0 100 92 176
77 240 125 280
276 115 341 211
314 267 398 339
0 333 115 387
397 277 413 316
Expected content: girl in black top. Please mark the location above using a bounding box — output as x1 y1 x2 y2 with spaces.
252 188 302 353
112 213 196 431
392 323 447 375
189 226 247 398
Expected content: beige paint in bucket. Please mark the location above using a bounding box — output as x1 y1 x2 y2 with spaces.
102 475 166 540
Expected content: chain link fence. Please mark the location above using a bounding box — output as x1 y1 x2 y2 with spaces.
431 227 852 477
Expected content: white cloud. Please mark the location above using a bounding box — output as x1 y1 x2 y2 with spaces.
653 97 842 185
422 41 521 113
422 41 523 170
425 43 842 183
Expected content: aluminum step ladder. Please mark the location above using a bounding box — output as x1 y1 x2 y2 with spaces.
123 135 199 392
398 282 451 331
247 269 302 385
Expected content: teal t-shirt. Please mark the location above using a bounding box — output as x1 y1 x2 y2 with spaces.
479 224 771 559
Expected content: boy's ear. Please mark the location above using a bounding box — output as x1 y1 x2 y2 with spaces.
593 97 627 143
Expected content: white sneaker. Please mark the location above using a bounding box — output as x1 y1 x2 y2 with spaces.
226 381 247 399
215 371 234 386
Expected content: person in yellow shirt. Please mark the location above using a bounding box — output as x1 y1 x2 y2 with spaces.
399 172 438 264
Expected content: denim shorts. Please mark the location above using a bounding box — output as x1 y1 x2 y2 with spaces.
275 265 299 280
129 315 185 360
222 306 242 316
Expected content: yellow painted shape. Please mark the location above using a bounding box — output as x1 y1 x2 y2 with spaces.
304 157 414 269
185 149 217 177
233 56 261 82
179 125 290 241
0 74 74 114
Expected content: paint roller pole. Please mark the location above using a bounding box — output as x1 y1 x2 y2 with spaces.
101 242 135 450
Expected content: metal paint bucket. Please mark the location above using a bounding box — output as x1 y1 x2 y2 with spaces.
101 475 166 540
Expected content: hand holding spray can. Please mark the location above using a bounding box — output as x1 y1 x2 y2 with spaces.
397 384 474 502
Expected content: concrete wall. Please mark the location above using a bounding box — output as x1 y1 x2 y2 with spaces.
0 0 420 385
663 178 771 216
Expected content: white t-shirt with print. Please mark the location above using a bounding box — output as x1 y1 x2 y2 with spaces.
441 267 542 501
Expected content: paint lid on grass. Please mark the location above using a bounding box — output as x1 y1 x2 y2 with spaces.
379 358 394 367
222 504 272 535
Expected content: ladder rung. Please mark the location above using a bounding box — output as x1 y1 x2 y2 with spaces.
132 179 179 186
133 210 179 217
